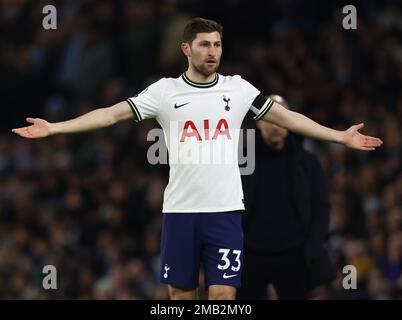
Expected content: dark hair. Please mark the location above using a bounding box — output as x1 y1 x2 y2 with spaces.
182 17 223 44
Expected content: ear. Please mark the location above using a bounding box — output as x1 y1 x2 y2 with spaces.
181 42 191 57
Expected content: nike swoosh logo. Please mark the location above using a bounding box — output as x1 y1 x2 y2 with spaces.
174 102 190 109
223 273 238 279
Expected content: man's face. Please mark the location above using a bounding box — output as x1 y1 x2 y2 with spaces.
183 32 222 76
256 120 288 146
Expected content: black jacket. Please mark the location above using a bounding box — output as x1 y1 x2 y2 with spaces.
242 133 336 289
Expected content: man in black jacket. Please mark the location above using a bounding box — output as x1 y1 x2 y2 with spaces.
237 95 335 300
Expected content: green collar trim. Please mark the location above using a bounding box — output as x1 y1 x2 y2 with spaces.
182 72 219 88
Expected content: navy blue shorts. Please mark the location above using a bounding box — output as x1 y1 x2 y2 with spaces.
159 211 243 289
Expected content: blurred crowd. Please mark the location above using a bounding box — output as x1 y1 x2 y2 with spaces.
0 0 402 299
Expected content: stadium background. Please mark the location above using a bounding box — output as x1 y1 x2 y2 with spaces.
0 0 401 299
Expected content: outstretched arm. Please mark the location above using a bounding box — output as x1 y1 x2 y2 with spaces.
12 101 133 138
261 102 383 151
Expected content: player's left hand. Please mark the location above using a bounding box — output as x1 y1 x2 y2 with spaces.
343 123 383 151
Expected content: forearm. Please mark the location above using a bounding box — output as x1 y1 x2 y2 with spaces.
264 102 345 144
285 110 344 144
51 107 116 135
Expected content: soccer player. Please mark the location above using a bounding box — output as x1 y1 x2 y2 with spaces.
12 18 382 300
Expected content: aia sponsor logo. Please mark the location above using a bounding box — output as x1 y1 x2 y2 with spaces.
180 119 232 142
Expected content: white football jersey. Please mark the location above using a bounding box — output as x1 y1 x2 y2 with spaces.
127 73 273 213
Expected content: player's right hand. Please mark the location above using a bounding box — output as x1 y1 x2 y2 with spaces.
12 117 53 138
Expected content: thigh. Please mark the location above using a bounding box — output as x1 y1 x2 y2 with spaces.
208 285 236 300
168 285 198 300
201 212 243 289
160 214 201 288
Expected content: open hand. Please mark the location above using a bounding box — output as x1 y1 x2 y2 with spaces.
343 123 383 151
12 118 53 138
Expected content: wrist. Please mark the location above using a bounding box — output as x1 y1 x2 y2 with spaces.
49 123 59 135
337 131 346 145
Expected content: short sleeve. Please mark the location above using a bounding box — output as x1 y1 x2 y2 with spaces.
126 78 166 122
237 76 260 107
237 77 274 121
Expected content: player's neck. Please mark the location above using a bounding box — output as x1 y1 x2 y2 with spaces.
185 68 216 84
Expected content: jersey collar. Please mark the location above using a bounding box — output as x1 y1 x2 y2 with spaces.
182 72 219 88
